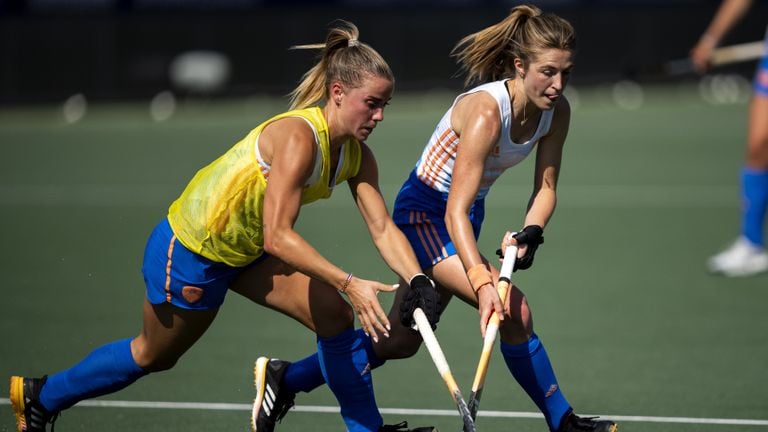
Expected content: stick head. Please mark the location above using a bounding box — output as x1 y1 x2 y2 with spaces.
455 393 476 432
467 389 482 420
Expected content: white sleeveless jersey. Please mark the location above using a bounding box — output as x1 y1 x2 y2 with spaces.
414 79 554 199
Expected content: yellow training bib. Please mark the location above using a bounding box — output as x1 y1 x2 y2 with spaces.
167 107 362 266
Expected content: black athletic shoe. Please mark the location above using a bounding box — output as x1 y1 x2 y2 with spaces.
380 421 439 432
558 412 618 432
9 376 58 432
251 357 296 432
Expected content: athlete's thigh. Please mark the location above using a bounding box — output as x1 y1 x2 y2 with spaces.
372 277 428 359
432 254 532 334
429 254 499 307
133 298 219 371
229 255 353 336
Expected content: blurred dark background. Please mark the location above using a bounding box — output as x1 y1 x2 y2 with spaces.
1 0 766 104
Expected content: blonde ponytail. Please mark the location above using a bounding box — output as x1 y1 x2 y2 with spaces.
289 20 394 109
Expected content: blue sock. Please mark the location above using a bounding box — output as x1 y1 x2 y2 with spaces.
741 167 768 247
39 338 148 412
283 328 384 394
501 334 571 432
317 328 382 432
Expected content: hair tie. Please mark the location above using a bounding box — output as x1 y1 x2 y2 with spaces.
348 38 359 47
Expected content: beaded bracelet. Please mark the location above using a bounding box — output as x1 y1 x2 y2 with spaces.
340 272 353 294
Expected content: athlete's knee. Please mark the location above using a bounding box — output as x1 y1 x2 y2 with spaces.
499 319 532 345
139 357 178 372
746 138 768 168
499 293 533 341
130 337 181 372
375 332 422 360
133 349 181 372
391 340 421 359
314 298 355 337
516 296 533 328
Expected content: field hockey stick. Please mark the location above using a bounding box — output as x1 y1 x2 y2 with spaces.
412 307 476 432
466 245 518 424
665 40 766 76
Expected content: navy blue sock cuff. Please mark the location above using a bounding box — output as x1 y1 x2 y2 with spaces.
742 166 768 176
317 328 359 353
115 338 148 375
500 333 541 358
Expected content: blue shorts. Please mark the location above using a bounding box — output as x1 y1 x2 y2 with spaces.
141 218 267 310
393 171 485 269
755 51 768 96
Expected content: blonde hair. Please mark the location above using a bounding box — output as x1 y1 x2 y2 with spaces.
451 4 576 87
289 20 394 110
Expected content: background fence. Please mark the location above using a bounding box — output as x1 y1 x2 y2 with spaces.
1 0 767 104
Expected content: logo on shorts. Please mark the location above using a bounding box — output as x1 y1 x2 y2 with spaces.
182 285 204 303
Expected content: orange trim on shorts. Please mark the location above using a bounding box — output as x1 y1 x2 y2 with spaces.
413 211 448 265
424 213 448 262
412 211 436 264
165 234 177 303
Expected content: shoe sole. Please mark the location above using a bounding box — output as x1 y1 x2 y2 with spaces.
251 357 269 432
710 265 768 277
9 376 26 432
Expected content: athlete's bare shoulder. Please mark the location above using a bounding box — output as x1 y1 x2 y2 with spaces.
261 117 316 156
451 90 502 136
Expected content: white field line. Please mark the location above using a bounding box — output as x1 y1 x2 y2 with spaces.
1 398 767 426
0 184 738 208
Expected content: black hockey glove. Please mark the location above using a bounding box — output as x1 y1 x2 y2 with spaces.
497 225 544 271
399 273 441 330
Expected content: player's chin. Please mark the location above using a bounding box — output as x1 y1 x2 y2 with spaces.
357 127 374 140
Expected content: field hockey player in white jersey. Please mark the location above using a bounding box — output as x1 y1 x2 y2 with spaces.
255 5 617 432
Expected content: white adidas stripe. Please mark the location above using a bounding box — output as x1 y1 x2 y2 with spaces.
261 384 275 417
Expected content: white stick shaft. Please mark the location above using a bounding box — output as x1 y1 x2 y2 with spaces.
482 321 500 350
500 245 517 279
415 308 477 432
414 308 451 376
712 41 765 65
469 245 517 394
666 40 766 75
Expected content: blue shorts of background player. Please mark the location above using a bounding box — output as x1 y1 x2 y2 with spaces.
754 51 768 96
392 170 485 269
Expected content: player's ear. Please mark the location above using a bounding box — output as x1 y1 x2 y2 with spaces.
330 81 344 106
513 58 526 79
